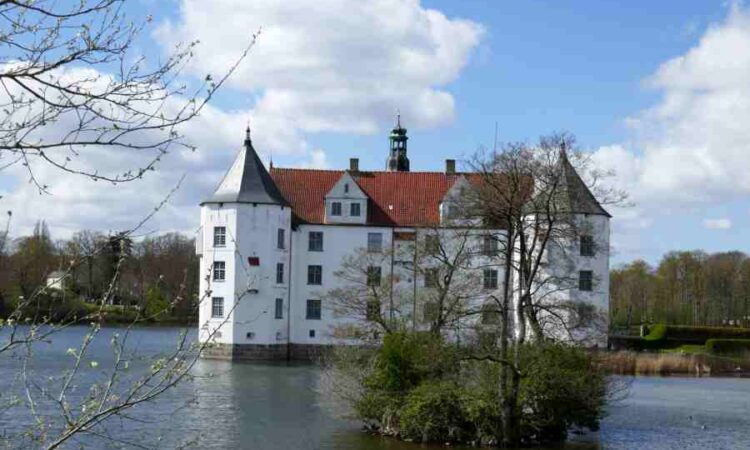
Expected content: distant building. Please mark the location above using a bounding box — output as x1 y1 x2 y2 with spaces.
46 270 68 292
196 118 610 360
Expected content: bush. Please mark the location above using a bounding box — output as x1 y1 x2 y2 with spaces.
399 380 468 443
519 342 607 442
705 339 750 356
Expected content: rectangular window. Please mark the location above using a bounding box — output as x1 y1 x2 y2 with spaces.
309 329 316 338
213 226 226 247
367 266 382 287
331 202 342 216
482 235 498 256
306 299 322 320
275 298 283 319
213 261 226 282
579 270 593 291
350 202 361 217
483 269 498 289
211 297 224 318
277 228 285 249
425 235 440 254
276 263 284 284
423 301 439 322
308 231 323 252
367 232 383 253
366 299 380 321
424 268 439 288
307 265 322 285
580 235 594 257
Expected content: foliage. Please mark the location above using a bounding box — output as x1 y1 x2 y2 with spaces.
344 331 606 446
518 342 607 442
145 285 170 318
611 250 750 328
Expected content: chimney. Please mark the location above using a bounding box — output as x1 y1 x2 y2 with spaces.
445 159 456 174
349 158 359 172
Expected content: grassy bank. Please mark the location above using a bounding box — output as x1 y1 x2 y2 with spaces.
600 351 749 376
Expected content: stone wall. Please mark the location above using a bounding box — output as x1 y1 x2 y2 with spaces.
200 343 335 362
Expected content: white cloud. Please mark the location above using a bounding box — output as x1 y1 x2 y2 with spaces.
595 4 750 208
0 1 482 239
703 218 732 230
156 0 484 134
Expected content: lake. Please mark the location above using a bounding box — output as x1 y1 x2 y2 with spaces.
0 326 748 449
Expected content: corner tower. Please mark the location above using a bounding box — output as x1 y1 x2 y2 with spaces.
386 113 410 172
197 127 292 358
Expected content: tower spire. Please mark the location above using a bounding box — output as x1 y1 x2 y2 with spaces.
386 112 409 172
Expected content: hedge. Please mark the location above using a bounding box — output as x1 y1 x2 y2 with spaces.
705 339 750 356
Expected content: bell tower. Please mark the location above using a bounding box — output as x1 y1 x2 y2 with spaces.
386 113 410 172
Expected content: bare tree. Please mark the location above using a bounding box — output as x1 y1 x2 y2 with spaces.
0 0 255 190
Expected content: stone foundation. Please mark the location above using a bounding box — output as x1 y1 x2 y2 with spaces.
201 343 335 362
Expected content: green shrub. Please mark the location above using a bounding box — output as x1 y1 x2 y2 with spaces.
399 380 468 443
644 324 667 341
519 342 607 442
705 339 750 356
666 326 750 341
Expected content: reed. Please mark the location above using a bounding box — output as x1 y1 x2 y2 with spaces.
599 351 748 376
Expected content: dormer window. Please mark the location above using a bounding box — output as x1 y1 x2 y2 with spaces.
331 202 342 216
350 202 361 217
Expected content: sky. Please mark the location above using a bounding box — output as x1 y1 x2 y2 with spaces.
2 0 750 266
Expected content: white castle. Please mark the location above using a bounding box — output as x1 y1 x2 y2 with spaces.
197 120 610 360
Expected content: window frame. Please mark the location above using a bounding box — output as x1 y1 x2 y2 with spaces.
331 201 342 216
579 270 593 291
211 297 224 318
367 266 382 287
307 265 323 285
274 298 284 319
424 268 440 288
276 263 284 284
306 299 322 320
213 226 226 247
367 232 383 253
483 268 498 290
308 231 323 252
425 235 440 254
580 235 595 257
350 202 361 217
482 234 498 256
277 228 285 250
213 261 226 282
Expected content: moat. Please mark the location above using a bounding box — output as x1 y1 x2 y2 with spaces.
1 326 748 449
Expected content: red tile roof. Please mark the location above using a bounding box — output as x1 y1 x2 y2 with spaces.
270 168 467 226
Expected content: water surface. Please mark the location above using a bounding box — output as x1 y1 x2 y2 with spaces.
0 326 748 449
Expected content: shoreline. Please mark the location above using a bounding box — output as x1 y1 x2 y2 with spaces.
600 350 750 377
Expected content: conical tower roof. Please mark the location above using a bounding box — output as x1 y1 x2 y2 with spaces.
559 147 611 217
202 128 289 206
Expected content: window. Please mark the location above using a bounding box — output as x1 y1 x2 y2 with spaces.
308 231 323 251
425 235 440 254
246 332 255 340
423 301 439 322
277 228 285 249
306 299 322 320
481 304 500 325
213 226 226 247
275 298 283 319
344 183 349 193
307 265 322 285
424 268 440 288
331 202 342 216
482 235 498 256
366 299 380 321
580 235 594 257
276 263 284 284
213 261 226 282
309 329 316 338
367 232 383 253
350 202 361 217
211 297 224 318
579 271 593 291
367 266 382 287
248 256 260 266
483 269 498 289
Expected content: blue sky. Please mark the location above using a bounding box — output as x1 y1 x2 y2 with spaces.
4 0 750 266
